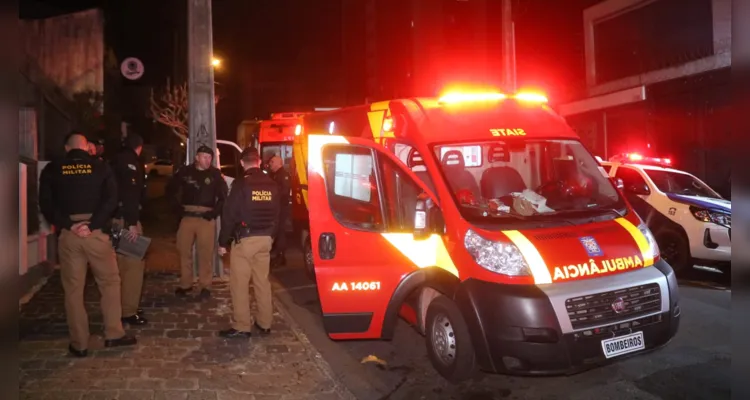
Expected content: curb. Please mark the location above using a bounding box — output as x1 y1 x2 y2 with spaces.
272 290 358 400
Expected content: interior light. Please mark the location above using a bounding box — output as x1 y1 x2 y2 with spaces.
438 92 507 104
514 92 548 103
383 117 394 132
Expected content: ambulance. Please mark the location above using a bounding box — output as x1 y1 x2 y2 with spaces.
258 112 309 171
290 90 680 382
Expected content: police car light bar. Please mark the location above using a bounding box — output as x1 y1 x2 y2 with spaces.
610 153 672 166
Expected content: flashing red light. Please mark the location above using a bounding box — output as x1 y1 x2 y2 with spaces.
663 158 671 164
382 117 394 132
628 153 644 161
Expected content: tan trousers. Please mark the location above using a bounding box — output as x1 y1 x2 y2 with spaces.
114 219 145 316
229 236 273 331
176 208 216 290
58 223 126 350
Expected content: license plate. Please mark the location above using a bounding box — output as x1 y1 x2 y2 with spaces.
601 331 645 359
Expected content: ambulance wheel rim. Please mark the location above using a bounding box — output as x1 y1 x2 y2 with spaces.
431 313 456 366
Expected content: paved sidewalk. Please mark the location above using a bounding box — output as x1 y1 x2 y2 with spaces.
19 268 355 400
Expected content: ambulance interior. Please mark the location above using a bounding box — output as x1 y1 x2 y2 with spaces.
396 140 621 220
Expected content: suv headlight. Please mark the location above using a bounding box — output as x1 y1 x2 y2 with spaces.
464 229 531 276
690 205 730 227
638 223 660 261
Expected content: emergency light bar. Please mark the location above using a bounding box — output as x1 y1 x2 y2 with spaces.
610 153 672 167
438 90 548 104
271 112 308 119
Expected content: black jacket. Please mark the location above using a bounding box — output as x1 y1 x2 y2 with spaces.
112 147 145 227
218 167 280 246
39 149 118 231
270 167 291 209
166 164 228 218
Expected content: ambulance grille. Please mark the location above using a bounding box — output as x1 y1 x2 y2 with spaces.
565 283 661 330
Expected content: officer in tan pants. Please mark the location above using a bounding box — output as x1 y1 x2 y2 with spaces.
217 147 279 338
39 132 136 356
112 133 148 325
167 145 228 299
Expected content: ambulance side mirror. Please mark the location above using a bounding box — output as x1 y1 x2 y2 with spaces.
414 192 442 241
611 177 624 190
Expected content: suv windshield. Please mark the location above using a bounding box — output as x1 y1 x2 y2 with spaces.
644 169 721 199
433 139 623 220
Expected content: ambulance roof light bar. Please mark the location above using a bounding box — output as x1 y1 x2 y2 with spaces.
437 90 548 104
271 112 308 120
610 153 672 166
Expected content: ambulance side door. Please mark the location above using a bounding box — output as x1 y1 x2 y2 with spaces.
306 134 439 340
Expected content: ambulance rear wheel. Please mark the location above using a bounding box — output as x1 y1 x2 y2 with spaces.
303 235 315 280
655 228 690 273
425 295 477 383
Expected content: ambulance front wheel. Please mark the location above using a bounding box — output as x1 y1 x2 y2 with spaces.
303 235 316 280
425 295 478 383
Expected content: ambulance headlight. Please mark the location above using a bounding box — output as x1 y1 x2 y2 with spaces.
638 223 660 260
464 229 531 276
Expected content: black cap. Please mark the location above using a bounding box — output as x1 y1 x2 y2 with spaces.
124 133 143 149
197 145 214 156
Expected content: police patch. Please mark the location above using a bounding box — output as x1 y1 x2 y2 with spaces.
205 177 211 185
579 236 603 257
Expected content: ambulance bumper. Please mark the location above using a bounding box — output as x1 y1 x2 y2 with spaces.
454 259 680 376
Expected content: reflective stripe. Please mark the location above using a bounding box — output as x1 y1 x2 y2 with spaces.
614 218 654 267
380 233 460 278
503 230 553 285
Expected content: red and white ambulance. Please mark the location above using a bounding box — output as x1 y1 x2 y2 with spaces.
290 89 681 382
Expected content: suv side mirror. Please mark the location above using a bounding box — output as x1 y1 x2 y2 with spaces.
626 183 650 195
414 192 442 240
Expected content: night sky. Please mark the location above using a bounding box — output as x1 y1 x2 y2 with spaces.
21 0 604 143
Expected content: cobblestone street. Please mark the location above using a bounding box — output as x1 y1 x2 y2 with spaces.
19 263 354 400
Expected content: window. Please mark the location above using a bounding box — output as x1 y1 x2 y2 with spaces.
322 146 384 231
439 145 482 167
379 155 423 232
391 142 436 194
615 167 647 189
602 165 612 174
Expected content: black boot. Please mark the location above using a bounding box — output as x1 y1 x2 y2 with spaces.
68 344 87 358
199 288 211 300
175 287 192 297
122 314 148 326
104 335 137 348
254 322 271 336
218 328 251 339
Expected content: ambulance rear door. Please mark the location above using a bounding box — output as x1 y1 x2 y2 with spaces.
306 134 452 340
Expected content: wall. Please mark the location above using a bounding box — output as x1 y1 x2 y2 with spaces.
21 8 104 98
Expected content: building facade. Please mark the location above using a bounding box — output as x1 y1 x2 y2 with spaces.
559 0 731 192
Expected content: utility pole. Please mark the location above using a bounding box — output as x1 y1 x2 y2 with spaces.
502 0 517 92
187 0 222 278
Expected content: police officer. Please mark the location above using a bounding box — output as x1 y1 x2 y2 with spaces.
112 133 148 326
39 131 136 357
218 147 279 338
167 145 228 299
267 155 290 267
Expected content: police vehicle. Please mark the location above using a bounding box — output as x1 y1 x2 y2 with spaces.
600 153 730 273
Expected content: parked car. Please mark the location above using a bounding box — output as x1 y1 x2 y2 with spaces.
145 159 174 177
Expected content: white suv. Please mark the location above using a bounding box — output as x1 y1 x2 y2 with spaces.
600 154 730 273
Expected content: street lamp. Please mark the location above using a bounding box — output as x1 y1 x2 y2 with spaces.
211 57 222 68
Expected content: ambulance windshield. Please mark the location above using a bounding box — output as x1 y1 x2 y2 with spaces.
433 139 623 220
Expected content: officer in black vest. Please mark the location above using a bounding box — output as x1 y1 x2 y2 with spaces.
217 147 279 338
267 155 290 267
39 131 137 356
